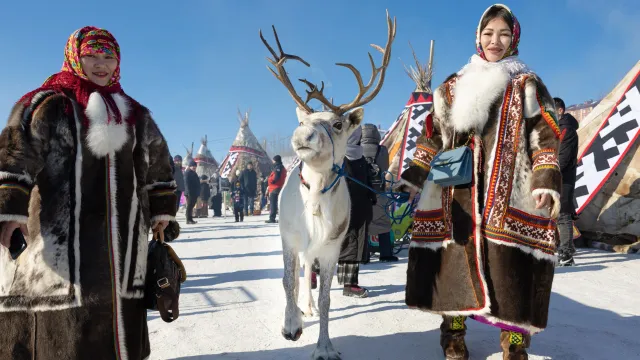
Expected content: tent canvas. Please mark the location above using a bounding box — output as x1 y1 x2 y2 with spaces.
573 60 640 235
194 135 219 178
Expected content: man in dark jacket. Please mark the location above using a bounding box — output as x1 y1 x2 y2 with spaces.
266 155 287 223
173 155 186 211
242 162 258 216
361 124 398 262
554 97 579 266
184 161 201 224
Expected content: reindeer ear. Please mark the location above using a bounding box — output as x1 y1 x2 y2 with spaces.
295 107 308 122
347 107 364 127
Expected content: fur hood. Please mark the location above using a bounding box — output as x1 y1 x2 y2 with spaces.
361 123 382 144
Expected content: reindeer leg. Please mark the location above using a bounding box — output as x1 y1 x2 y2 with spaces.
301 259 319 317
281 243 303 341
311 259 340 360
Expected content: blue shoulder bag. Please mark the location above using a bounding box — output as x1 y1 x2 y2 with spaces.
427 132 474 187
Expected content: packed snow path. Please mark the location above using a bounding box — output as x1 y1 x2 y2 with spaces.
148 213 640 359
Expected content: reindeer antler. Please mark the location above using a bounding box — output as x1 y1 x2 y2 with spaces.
260 11 396 116
334 10 396 115
259 26 314 114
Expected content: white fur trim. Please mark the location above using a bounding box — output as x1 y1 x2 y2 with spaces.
396 178 420 193
486 237 557 263
531 188 561 219
107 153 129 360
72 101 84 307
409 240 454 251
144 181 177 191
0 171 33 185
122 128 144 299
85 92 130 158
150 215 176 223
472 134 492 315
450 56 526 133
523 79 541 118
0 214 28 224
474 313 546 335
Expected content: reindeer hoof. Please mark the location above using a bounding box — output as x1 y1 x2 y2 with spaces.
281 326 303 341
311 342 341 360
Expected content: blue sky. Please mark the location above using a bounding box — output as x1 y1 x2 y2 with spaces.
0 0 638 162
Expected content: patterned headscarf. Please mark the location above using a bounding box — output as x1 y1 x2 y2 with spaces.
61 26 121 86
19 26 132 125
475 4 521 61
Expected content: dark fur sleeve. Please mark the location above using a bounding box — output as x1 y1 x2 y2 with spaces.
142 109 178 222
524 75 562 217
396 82 448 192
0 93 63 223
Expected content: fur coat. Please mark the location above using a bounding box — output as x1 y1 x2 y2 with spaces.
0 90 177 359
399 56 561 334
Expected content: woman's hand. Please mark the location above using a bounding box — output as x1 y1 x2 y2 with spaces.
0 222 28 249
534 193 551 210
152 220 169 234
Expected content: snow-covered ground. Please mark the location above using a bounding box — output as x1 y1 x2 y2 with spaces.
148 212 640 360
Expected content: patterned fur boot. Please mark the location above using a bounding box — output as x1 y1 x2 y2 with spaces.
440 316 469 360
500 330 531 360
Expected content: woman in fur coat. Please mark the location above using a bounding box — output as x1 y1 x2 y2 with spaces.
396 5 561 359
0 26 177 359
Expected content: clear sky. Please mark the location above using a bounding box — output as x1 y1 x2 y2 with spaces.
0 0 638 162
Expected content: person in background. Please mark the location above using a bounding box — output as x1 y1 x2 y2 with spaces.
232 177 245 222
259 175 269 210
266 155 287 223
196 175 211 218
184 161 200 224
337 126 376 298
210 172 223 217
174 155 186 211
0 26 176 359
361 123 398 262
242 162 258 216
554 97 580 267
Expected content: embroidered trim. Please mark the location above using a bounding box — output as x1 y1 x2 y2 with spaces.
509 331 525 345
411 209 448 243
0 183 31 196
536 91 561 138
149 189 175 197
452 316 466 330
412 144 438 171
484 207 556 256
532 148 559 172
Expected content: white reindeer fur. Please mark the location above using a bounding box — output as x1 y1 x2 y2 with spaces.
85 92 130 158
279 107 363 360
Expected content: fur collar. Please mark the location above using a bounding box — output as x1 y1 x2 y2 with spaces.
450 55 530 132
85 92 131 157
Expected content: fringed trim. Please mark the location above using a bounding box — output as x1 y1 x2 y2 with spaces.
0 214 28 224
536 91 560 138
0 171 33 185
531 188 561 219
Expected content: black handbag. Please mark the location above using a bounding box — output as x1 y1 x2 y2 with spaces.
144 228 187 323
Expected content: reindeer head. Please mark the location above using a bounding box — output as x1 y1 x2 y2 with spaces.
260 11 396 171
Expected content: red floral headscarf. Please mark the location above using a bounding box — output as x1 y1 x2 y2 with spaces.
61 26 121 86
19 26 131 125
475 4 521 61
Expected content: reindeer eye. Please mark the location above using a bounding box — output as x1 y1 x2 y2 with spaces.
333 122 343 131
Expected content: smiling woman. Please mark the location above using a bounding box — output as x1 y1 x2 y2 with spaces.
0 26 178 360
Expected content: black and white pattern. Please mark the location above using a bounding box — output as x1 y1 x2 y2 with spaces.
399 101 432 174
574 75 640 213
220 152 239 178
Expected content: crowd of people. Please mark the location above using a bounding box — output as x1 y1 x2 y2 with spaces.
0 3 584 360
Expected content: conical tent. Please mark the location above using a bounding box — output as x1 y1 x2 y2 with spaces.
218 108 272 181
573 60 640 235
184 143 194 168
381 41 435 179
194 135 219 178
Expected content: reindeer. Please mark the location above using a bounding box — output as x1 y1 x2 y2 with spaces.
260 11 396 360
